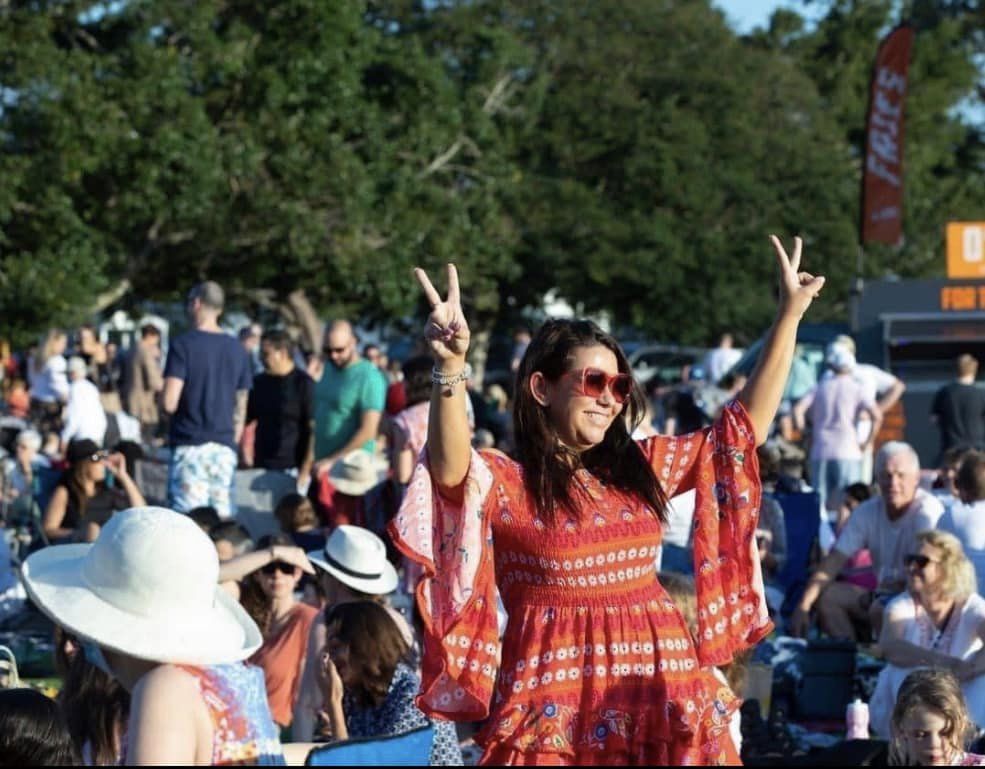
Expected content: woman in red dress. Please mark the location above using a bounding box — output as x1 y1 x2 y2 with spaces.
390 237 824 765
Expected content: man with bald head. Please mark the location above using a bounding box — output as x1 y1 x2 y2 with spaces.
790 441 944 641
311 321 387 481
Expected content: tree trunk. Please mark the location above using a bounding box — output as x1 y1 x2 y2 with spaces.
282 289 324 355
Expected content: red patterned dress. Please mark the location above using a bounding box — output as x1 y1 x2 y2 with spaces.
390 401 772 765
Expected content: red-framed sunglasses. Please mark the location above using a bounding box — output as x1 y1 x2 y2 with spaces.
565 367 634 404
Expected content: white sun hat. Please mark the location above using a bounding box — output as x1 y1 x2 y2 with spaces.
307 525 398 595
21 507 262 665
329 450 389 496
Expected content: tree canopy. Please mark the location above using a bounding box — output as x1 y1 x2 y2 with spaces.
1 0 982 349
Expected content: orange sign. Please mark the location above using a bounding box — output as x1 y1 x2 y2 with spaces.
940 284 985 311
947 222 985 278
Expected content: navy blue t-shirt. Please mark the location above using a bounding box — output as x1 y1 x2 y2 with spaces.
164 330 252 450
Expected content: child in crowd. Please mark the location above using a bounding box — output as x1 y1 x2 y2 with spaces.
187 505 221 534
0 688 81 766
275 493 326 553
890 669 985 766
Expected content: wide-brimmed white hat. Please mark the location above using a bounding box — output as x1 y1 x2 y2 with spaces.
307 525 398 595
21 507 262 665
329 450 389 496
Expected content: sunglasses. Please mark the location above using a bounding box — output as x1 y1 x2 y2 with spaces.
565 368 634 404
323 346 349 355
904 554 939 570
260 561 298 576
89 451 110 463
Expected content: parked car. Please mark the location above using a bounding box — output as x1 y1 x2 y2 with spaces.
628 344 708 387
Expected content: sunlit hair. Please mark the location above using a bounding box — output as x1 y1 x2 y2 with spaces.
876 441 920 477
890 669 972 765
274 493 319 532
914 530 977 603
957 354 978 378
512 319 668 524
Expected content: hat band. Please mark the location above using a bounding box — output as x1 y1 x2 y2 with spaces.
323 552 383 581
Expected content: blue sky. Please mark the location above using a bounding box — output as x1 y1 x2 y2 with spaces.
713 0 816 32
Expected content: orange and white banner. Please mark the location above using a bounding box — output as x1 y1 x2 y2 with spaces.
861 24 914 246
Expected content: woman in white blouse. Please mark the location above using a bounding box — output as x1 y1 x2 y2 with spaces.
871 529 985 737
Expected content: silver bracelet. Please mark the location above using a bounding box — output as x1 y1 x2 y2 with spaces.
432 363 473 387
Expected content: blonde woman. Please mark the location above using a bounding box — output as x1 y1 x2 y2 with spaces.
871 530 985 737
890 669 985 765
29 329 69 435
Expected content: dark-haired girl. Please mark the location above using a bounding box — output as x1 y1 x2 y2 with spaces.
391 241 824 765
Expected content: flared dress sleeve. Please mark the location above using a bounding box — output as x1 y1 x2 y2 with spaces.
388 448 502 721
639 400 773 666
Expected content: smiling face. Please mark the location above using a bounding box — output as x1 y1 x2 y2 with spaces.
533 345 626 453
900 707 958 765
906 542 944 600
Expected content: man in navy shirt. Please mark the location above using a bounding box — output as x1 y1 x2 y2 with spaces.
163 281 252 516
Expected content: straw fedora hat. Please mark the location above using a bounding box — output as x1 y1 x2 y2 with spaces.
21 507 262 665
307 525 398 595
329 450 389 496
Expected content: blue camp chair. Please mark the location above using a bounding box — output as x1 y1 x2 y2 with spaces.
305 723 434 766
774 490 821 621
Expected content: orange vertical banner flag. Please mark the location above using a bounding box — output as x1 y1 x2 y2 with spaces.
861 24 914 246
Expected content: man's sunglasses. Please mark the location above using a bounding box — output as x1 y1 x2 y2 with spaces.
260 561 298 576
323 346 348 355
904 554 939 571
565 368 634 404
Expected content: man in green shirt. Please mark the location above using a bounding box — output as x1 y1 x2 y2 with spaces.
311 320 387 480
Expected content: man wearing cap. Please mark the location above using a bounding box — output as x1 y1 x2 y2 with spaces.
61 356 107 451
310 321 386 482
20 507 284 764
163 282 252 517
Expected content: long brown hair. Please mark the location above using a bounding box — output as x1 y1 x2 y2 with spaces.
325 601 410 708
239 533 295 634
513 319 667 524
63 459 95 521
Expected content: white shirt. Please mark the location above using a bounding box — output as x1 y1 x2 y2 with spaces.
822 363 899 443
61 378 107 446
30 356 69 403
662 488 696 548
940 500 985 596
835 488 944 588
702 347 742 385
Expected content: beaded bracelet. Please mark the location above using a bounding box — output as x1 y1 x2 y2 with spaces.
431 363 473 387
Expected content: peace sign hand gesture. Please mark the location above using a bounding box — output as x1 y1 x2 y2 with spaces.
414 264 471 364
771 235 825 320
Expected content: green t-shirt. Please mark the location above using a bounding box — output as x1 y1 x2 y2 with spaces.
314 359 387 459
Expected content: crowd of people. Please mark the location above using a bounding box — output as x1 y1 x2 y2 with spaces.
0 241 984 766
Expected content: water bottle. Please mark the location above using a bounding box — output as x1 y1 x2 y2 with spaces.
846 698 869 740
